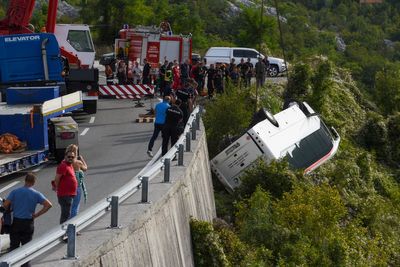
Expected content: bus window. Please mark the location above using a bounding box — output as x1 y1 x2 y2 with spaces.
287 124 333 169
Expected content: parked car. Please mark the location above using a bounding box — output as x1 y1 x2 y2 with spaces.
203 47 287 77
210 101 340 192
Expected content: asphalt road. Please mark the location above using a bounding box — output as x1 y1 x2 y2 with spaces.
0 98 160 238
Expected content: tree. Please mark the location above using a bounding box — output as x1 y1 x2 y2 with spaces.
375 64 400 115
203 87 253 157
232 6 278 51
237 159 300 200
235 186 275 247
387 112 400 164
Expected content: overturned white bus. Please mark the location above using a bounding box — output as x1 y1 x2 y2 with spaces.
210 102 340 192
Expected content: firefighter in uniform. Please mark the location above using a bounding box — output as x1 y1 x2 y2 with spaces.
162 99 183 156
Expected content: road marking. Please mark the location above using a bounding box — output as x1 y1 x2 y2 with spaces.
81 128 90 136
89 116 95 124
0 181 20 194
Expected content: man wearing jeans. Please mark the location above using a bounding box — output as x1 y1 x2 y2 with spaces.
53 150 78 224
2 173 52 267
147 96 171 157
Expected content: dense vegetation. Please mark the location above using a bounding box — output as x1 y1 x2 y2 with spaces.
199 56 400 265
2 0 400 265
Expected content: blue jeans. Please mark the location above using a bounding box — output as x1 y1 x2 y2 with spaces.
148 123 164 151
70 187 81 219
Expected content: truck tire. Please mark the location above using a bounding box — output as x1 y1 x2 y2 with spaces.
283 99 312 116
83 99 97 114
264 108 279 127
267 65 279 77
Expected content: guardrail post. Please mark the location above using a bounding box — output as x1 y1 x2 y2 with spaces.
110 196 120 228
178 144 184 166
64 224 78 259
141 176 149 203
191 122 197 140
164 159 170 183
186 132 191 152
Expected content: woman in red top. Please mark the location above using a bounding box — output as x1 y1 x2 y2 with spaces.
171 61 181 90
53 151 78 224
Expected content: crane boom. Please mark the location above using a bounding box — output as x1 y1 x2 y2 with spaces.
0 0 36 34
0 0 80 66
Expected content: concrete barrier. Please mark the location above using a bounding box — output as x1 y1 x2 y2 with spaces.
34 121 215 267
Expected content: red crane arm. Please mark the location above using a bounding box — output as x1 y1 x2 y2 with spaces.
0 0 36 35
46 0 58 33
0 0 58 35
0 0 81 67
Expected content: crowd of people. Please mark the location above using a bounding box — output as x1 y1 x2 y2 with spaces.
105 55 271 98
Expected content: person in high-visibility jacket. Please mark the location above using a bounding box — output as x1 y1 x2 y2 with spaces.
163 62 173 97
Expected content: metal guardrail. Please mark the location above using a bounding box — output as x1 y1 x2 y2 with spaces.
0 105 203 267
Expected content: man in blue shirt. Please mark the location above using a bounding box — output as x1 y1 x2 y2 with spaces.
147 96 171 157
2 173 52 255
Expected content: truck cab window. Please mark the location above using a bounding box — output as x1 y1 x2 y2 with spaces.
67 30 94 52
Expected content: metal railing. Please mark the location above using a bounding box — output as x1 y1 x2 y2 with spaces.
0 105 203 267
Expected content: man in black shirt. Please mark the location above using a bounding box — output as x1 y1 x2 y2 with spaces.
180 59 190 85
214 63 224 94
142 58 152 85
207 64 216 99
245 57 254 87
162 99 183 156
176 82 193 124
159 60 168 95
237 58 248 87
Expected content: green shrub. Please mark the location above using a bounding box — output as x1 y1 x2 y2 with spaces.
358 111 389 161
237 159 300 200
203 87 253 157
190 218 229 267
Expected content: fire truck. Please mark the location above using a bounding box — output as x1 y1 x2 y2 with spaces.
0 0 99 114
115 22 192 69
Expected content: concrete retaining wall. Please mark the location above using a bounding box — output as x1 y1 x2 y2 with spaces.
35 122 215 267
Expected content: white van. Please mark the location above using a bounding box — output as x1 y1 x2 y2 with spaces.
203 47 287 77
210 102 340 192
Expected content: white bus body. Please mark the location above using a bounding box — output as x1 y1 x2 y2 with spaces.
210 102 340 192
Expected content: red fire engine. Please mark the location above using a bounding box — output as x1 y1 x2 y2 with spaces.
115 22 192 69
